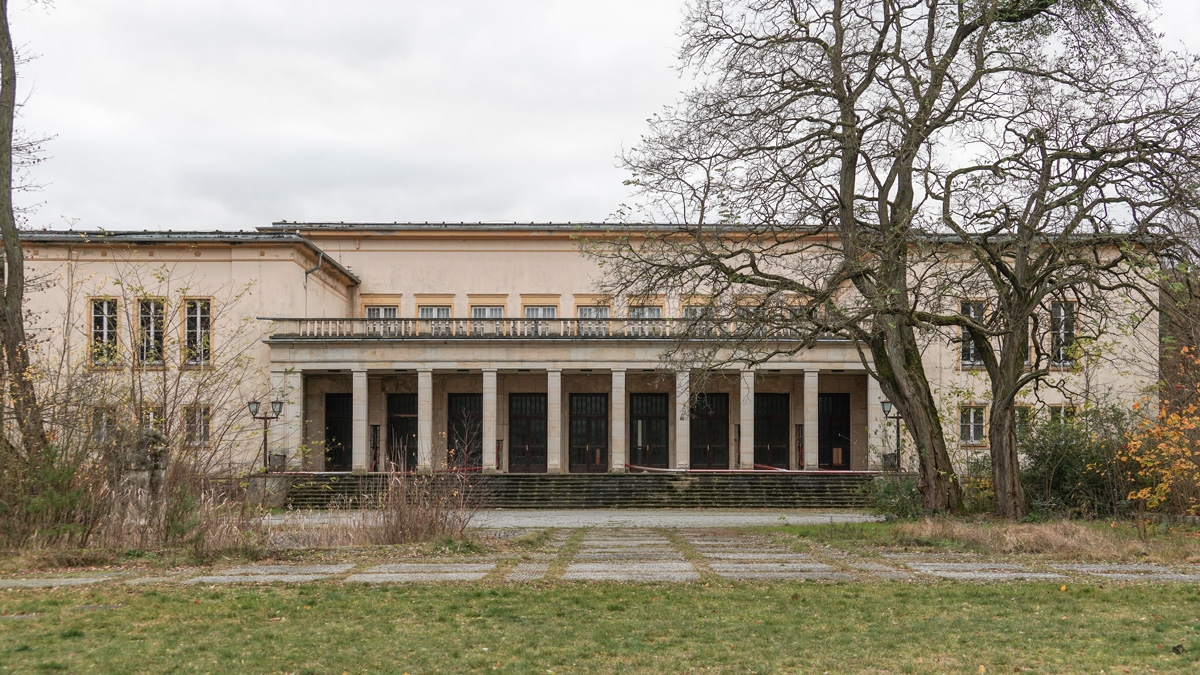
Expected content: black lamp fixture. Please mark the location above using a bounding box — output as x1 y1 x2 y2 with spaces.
248 399 285 471
880 400 903 472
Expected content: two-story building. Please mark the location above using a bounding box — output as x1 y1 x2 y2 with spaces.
21 223 1157 482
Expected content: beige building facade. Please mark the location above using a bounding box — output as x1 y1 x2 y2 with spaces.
20 224 1157 479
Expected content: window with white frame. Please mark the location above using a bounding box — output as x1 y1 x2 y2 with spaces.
141 406 165 432
1048 404 1077 425
960 300 986 367
365 305 398 319
629 305 662 319
1050 301 1076 365
138 299 165 365
184 299 211 366
183 404 211 447
418 305 451 319
91 406 117 443
471 306 504 319
91 298 118 365
523 306 557 319
960 405 986 444
576 306 610 319
684 304 718 335
577 305 610 336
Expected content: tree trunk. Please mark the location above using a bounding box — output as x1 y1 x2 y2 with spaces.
0 0 48 457
870 316 961 512
988 396 1026 519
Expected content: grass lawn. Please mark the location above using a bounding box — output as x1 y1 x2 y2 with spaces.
2 580 1198 673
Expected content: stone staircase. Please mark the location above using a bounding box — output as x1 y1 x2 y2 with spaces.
283 472 876 510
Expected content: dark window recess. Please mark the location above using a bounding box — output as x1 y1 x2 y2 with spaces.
818 393 851 469
690 393 729 469
630 393 669 468
386 393 418 472
569 394 608 473
325 393 353 472
754 393 789 468
509 393 547 473
447 393 483 470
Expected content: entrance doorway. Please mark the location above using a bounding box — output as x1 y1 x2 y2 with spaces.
386 393 417 472
690 393 729 469
324 393 352 472
508 393 547 473
447 393 483 470
754 393 790 468
818 393 851 469
569 393 609 473
629 393 669 468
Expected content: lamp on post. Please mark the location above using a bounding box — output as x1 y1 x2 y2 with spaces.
248 400 284 472
880 400 903 472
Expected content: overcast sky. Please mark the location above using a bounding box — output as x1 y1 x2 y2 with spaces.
11 1 1200 231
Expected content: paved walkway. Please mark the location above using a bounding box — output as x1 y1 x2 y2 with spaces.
3 528 1200 588
263 508 879 529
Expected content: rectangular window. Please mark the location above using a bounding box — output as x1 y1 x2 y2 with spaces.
960 406 986 444
91 298 118 365
471 306 504 319
141 406 165 432
1050 301 1076 365
183 404 211 447
523 306 557 319
577 305 610 336
365 305 398 319
91 406 117 444
628 305 662 319
684 305 718 336
184 299 211 366
1049 404 1077 425
138 299 165 365
576 306 610 320
1015 405 1034 439
417 306 451 319
960 300 986 367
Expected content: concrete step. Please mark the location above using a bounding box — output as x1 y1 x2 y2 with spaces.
282 472 875 510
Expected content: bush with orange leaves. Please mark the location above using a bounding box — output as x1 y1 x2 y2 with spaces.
1120 348 1200 514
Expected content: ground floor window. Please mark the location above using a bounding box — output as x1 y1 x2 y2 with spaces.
960 405 986 445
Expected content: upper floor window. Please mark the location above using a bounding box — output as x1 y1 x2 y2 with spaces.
628 305 662 320
960 300 986 367
577 306 610 320
1050 301 1076 365
141 405 165 433
91 298 118 365
365 305 398 319
471 306 504 319
960 405 986 445
524 306 557 319
138 299 165 365
184 299 211 366
183 404 211 447
418 305 451 319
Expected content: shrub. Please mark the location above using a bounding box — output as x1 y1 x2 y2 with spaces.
864 475 923 520
1020 404 1137 518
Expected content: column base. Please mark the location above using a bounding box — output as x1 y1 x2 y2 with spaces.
352 465 368 475
483 467 500 475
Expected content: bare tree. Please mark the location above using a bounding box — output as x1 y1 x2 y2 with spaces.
0 0 47 458
596 0 1176 512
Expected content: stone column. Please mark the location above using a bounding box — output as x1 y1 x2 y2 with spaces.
482 369 498 473
675 370 690 469
269 369 304 468
803 370 819 469
417 369 433 472
739 369 755 469
610 369 626 473
352 369 368 474
546 369 562 473
866 372 884 471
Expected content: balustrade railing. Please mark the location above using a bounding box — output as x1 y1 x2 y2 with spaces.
263 317 848 341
